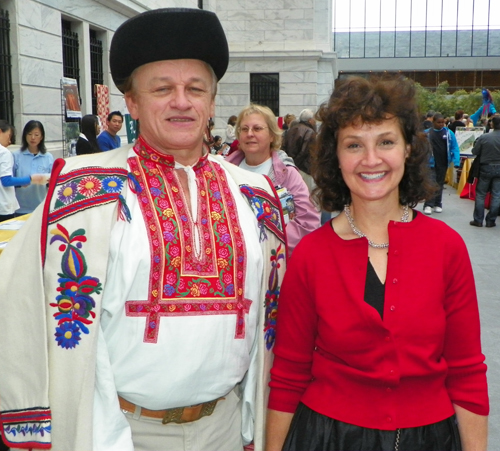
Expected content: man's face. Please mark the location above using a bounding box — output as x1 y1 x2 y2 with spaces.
125 59 215 158
433 117 445 130
107 115 123 135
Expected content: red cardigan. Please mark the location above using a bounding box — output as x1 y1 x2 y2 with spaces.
268 212 489 430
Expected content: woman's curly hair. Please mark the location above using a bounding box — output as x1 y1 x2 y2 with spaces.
312 75 435 211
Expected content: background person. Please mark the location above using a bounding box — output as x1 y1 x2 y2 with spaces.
76 114 101 155
13 120 53 214
226 104 320 254
423 113 460 215
225 115 237 145
97 111 123 151
0 120 47 222
266 75 488 451
449 109 466 134
282 108 317 177
470 116 500 228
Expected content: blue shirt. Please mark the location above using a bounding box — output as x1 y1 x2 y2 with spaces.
13 149 54 214
97 131 121 151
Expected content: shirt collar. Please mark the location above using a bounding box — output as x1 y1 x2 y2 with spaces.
133 135 209 170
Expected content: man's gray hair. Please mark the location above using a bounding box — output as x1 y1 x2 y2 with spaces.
299 108 315 122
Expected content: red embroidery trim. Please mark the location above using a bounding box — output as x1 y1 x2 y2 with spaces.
126 139 249 343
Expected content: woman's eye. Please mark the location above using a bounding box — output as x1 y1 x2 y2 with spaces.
380 140 394 146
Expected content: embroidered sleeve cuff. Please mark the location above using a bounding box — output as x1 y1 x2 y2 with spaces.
1 407 51 449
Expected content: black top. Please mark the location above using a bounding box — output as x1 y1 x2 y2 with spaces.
449 120 465 134
76 137 100 155
364 260 385 319
429 128 448 168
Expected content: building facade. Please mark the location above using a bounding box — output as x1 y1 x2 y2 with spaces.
0 0 336 157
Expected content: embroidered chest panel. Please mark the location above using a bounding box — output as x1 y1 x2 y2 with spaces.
126 149 249 343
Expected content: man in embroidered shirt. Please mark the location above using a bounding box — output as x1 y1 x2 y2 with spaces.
97 111 123 151
0 8 286 451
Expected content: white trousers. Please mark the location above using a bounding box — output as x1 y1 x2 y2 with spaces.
124 389 243 451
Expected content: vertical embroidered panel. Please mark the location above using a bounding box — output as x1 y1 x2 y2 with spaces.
126 146 249 344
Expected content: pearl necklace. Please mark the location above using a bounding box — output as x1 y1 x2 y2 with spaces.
343 204 410 249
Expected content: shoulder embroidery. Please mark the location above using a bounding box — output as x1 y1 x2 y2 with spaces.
240 185 285 243
48 167 128 223
264 244 285 350
48 224 101 349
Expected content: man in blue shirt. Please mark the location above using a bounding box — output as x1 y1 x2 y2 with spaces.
97 111 123 151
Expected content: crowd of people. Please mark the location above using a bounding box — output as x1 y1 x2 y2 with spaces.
0 7 493 451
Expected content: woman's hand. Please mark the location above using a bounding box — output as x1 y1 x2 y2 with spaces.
31 174 50 185
265 409 294 451
454 403 488 451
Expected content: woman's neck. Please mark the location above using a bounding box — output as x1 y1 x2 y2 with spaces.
27 145 38 155
244 153 272 167
349 195 405 234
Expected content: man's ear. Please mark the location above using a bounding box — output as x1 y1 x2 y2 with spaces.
125 92 139 120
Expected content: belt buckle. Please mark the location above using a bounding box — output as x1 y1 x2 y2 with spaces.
162 407 184 425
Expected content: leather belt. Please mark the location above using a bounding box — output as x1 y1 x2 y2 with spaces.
118 396 224 424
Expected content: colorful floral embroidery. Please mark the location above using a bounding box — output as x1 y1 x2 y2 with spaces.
49 224 101 349
264 244 285 350
240 185 285 243
49 167 128 223
125 138 250 344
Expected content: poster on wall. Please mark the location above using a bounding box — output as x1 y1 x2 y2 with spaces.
454 127 485 155
61 77 82 119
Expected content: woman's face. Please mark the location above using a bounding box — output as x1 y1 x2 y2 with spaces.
95 120 101 135
0 129 12 147
337 117 410 205
238 113 273 162
27 127 43 150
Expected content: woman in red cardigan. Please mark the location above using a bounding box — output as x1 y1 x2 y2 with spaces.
266 76 489 451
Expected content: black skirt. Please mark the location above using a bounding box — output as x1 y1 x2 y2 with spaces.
282 403 462 451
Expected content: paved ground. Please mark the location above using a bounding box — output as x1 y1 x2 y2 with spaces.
417 185 500 449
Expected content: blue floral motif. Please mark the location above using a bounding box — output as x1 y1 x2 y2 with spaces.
221 233 231 244
57 182 78 205
55 322 81 349
49 224 101 349
225 284 235 295
150 187 161 196
102 176 124 193
213 190 222 200
163 284 175 296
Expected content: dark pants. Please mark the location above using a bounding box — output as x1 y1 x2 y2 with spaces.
473 164 500 225
424 165 447 209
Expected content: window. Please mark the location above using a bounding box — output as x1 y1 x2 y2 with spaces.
90 29 104 115
250 73 279 117
61 19 80 122
0 8 14 125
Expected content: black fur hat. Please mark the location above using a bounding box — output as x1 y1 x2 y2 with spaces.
110 8 229 92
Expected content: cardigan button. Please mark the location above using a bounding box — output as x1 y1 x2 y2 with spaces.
390 305 396 311
386 387 392 393
385 336 391 342
386 416 392 423
392 278 398 284
389 369 395 374
394 250 399 255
